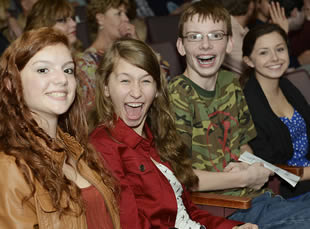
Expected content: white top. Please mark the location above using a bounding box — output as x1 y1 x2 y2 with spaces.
152 159 205 229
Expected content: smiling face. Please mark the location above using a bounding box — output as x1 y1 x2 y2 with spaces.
53 17 77 45
104 58 157 136
244 31 289 81
20 43 76 126
177 14 232 87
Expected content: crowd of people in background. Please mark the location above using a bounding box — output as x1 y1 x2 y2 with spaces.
1 0 310 228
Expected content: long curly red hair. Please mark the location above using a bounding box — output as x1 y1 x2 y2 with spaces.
0 27 120 224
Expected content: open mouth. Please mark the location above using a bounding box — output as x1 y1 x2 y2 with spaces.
197 55 216 65
125 103 143 120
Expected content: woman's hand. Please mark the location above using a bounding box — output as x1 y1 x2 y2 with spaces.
233 223 259 229
119 22 138 39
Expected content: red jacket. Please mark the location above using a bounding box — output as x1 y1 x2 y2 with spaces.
90 119 242 229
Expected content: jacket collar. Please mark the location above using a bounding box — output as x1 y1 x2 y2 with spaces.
37 128 84 165
109 118 154 149
57 127 84 161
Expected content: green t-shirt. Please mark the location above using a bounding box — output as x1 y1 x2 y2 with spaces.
169 70 262 197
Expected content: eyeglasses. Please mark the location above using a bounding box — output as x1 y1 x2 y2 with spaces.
181 32 228 42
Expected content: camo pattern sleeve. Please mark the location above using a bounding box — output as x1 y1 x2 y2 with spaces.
169 71 256 173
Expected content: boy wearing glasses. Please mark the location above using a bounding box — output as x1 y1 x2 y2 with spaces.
169 1 310 228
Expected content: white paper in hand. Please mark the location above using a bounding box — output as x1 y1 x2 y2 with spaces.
238 151 300 187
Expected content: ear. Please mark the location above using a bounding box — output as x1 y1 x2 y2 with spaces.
96 13 105 25
225 36 233 54
4 78 12 91
243 56 255 68
104 85 110 97
176 37 186 56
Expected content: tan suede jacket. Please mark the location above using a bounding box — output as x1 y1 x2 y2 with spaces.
0 129 121 229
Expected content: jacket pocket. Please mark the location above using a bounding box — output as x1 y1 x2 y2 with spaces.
35 192 81 229
123 158 153 196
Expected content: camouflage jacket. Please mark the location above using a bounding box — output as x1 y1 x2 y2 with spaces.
169 70 262 197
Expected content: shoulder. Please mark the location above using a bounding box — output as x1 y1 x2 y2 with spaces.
216 70 243 98
169 75 191 92
75 47 99 67
90 125 110 143
280 77 299 92
89 126 122 155
280 77 309 105
217 70 240 86
168 75 198 102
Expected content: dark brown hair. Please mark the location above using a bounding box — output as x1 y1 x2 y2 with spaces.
240 23 288 86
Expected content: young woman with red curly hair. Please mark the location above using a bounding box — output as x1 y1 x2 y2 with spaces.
0 27 120 229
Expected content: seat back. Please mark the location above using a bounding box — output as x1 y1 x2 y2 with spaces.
145 15 180 44
150 42 184 78
283 69 310 104
75 6 91 49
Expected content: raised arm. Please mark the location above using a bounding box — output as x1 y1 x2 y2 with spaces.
269 1 289 33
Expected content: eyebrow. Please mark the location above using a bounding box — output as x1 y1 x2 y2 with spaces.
32 60 74 66
116 72 151 78
257 43 286 50
185 30 225 34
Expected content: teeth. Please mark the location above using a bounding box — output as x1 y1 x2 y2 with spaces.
127 103 142 108
197 55 215 64
48 92 66 97
197 55 214 60
268 65 281 69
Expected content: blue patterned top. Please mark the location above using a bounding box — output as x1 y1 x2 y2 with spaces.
279 109 310 166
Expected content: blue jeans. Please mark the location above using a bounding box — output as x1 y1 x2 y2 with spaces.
228 192 310 228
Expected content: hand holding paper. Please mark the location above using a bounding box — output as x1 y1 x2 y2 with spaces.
239 151 300 187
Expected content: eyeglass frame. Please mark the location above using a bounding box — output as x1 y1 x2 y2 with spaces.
180 31 229 42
